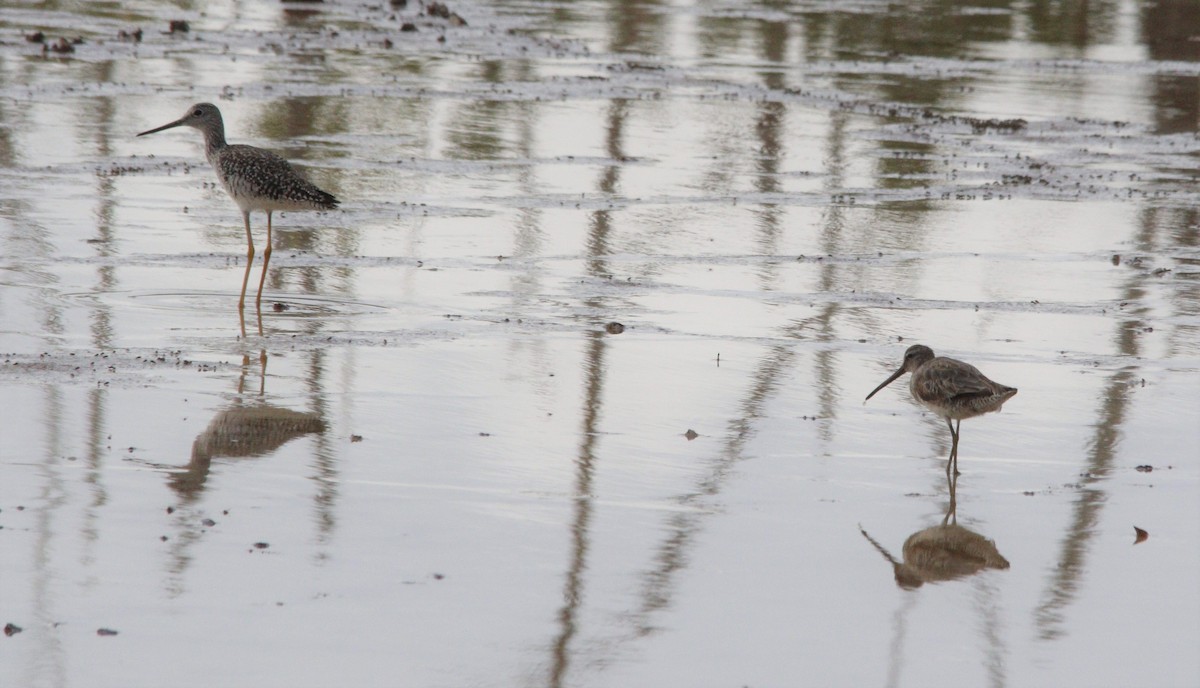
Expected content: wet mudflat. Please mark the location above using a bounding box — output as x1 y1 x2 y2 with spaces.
1 1 1198 686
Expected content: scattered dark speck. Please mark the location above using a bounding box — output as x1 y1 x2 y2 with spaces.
350 434 363 442
4 623 22 637
201 518 216 527
683 429 699 440
47 38 76 54
96 628 119 637
253 542 270 549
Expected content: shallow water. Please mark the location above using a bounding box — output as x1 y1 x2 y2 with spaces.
1 1 1198 686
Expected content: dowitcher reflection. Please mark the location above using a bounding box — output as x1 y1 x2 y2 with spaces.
860 472 1010 589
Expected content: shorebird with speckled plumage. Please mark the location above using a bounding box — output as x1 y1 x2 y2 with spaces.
865 344 1017 478
138 103 339 310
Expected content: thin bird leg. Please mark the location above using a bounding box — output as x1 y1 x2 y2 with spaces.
945 417 959 480
951 419 962 477
238 211 255 310
256 211 273 307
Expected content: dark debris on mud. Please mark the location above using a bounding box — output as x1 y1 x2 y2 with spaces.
0 349 230 386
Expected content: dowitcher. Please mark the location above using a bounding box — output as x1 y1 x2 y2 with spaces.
865 344 1017 478
138 103 339 310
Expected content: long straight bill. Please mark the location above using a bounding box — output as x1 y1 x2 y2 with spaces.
865 367 906 401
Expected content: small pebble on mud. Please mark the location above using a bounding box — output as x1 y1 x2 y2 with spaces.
46 38 76 54
96 628 119 637
684 429 699 440
604 322 625 334
4 623 22 636
253 542 270 549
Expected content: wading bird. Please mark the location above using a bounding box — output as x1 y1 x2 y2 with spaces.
865 344 1017 478
138 103 339 311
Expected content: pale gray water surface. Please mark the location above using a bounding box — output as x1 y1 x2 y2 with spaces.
1 1 1198 686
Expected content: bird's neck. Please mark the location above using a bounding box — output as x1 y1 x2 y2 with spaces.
202 125 228 165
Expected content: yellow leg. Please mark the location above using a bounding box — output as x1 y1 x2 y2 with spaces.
238 211 255 310
256 211 273 307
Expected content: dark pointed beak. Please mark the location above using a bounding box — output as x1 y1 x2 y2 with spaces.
137 117 187 137
865 366 906 402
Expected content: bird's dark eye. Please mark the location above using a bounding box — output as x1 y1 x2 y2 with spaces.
193 109 203 116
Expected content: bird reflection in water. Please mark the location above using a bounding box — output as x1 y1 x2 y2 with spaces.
169 350 325 502
860 473 1009 589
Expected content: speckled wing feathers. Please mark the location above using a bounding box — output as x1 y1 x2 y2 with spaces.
214 145 339 213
